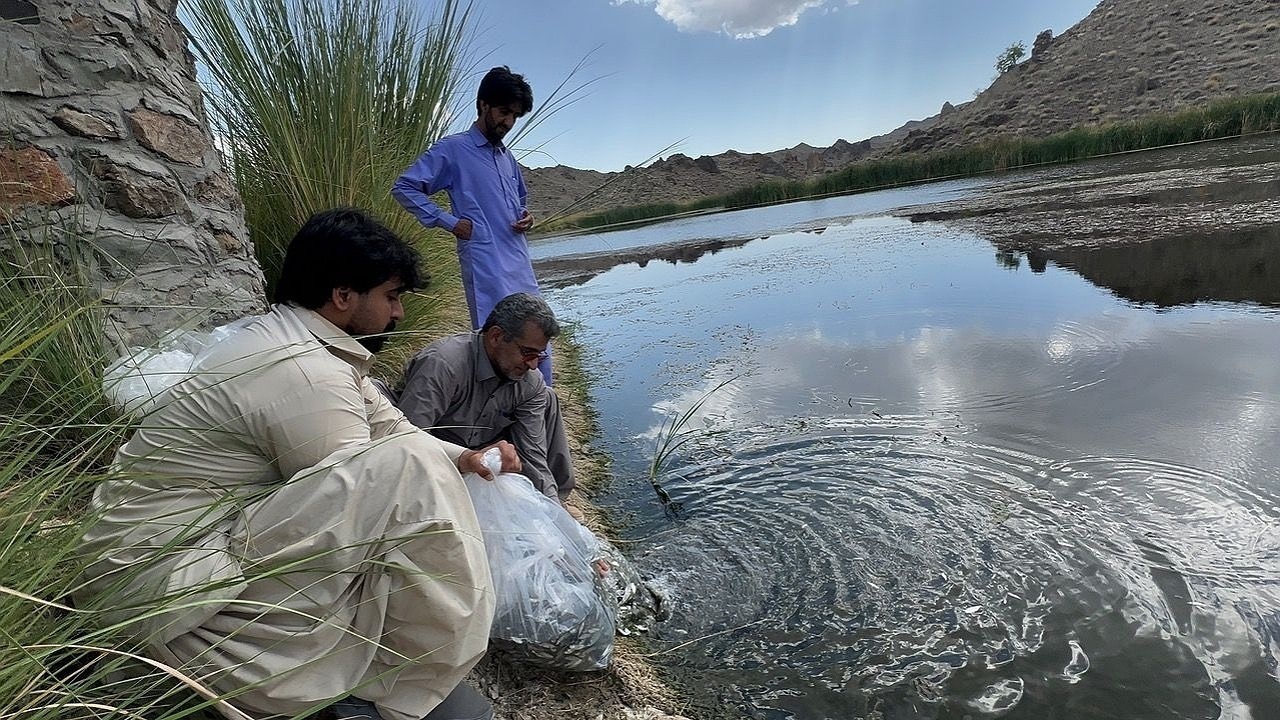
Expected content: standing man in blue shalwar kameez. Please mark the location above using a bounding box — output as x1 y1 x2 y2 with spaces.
392 66 553 385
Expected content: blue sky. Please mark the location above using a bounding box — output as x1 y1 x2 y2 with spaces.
461 0 1101 172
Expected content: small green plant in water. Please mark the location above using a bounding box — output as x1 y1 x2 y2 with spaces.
646 379 732 516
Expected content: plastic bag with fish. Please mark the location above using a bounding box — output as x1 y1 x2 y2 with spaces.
463 449 616 671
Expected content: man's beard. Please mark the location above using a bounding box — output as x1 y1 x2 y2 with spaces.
482 117 507 145
356 322 395 353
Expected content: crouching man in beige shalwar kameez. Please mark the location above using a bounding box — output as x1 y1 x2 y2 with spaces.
75 208 513 720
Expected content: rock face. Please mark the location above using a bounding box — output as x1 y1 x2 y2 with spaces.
0 0 266 349
889 0 1280 155
525 0 1280 221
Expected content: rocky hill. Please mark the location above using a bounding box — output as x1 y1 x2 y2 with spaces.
892 0 1280 155
522 116 935 221
524 0 1280 222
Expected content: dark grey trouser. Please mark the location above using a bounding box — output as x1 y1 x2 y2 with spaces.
542 387 575 499
330 683 492 720
492 387 575 500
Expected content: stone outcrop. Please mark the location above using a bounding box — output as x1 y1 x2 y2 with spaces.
1031 29 1054 60
0 146 75 208
0 0 265 350
889 0 1280 155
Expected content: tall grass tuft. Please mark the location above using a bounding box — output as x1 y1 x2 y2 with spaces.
182 0 475 349
0 229 120 470
0 231 197 720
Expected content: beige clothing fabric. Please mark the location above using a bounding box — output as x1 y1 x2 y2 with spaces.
76 304 493 720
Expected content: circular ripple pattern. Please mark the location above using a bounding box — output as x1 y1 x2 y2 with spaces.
638 418 1277 719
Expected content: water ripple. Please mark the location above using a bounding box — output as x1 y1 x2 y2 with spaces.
640 417 1276 718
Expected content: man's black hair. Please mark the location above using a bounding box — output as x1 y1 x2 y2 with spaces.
476 65 533 116
273 207 425 309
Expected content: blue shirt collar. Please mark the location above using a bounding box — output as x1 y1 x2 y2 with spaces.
468 124 505 152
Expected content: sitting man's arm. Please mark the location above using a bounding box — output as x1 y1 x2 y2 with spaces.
255 366 511 481
509 387 560 499
370 371 520 478
397 348 455 431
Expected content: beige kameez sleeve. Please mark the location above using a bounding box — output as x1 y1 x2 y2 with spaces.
364 375 469 464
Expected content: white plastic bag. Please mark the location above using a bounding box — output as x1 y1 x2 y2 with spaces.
464 449 616 671
102 317 257 416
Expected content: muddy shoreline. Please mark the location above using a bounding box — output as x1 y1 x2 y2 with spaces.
534 235 756 289
896 140 1280 307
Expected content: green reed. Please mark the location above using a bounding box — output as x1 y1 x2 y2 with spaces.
723 91 1280 210
557 196 723 233
182 0 474 364
644 380 732 516
0 235 194 718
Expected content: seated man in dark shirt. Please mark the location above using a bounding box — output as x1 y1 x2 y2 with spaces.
398 292 576 507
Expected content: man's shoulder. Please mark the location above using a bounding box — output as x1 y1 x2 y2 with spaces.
200 308 346 380
430 130 475 153
427 331 476 356
518 369 547 396
408 332 475 373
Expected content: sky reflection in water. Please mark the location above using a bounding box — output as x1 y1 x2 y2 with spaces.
542 188 1280 719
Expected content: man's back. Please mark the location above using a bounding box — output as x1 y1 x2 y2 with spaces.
79 303 415 635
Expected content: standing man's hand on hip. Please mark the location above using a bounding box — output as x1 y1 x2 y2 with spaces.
511 211 534 233
452 218 473 240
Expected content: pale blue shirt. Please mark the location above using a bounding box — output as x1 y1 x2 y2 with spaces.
393 125 551 384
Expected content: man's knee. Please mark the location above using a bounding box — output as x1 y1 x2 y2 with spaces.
278 431 467 530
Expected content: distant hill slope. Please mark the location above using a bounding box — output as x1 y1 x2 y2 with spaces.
524 0 1280 222
891 0 1280 155
521 116 937 220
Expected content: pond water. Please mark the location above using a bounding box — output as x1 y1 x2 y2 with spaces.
531 139 1280 720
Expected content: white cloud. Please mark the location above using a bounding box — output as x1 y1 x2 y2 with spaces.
616 0 846 39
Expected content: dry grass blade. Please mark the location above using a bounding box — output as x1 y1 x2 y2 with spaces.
0 586 76 614
537 140 685 231
508 45 611 154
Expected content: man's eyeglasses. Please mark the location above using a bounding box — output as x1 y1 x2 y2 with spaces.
516 344 549 361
